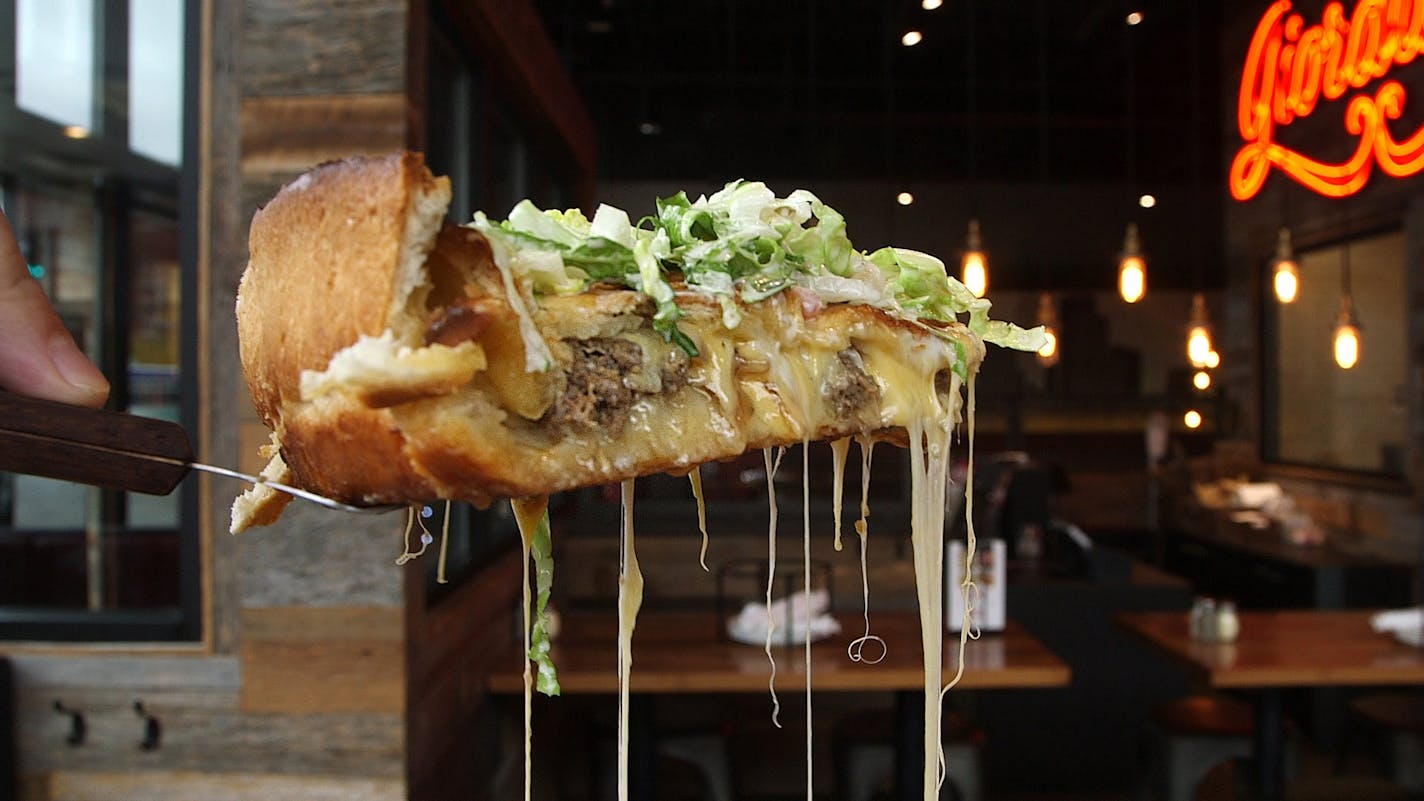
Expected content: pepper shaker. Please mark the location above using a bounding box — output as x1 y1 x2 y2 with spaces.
1215 600 1240 643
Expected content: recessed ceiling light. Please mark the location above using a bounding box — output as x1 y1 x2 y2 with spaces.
922 0 943 9
897 191 915 206
63 125 89 139
1139 194 1156 208
1126 11 1144 25
901 30 923 47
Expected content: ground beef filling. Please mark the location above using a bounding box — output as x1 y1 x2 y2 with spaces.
545 337 671 435
823 348 880 420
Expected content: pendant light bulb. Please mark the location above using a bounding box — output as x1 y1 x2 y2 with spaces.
1186 292 1214 368
961 219 988 298
1333 295 1360 369
1272 228 1300 304
1037 328 1059 365
1035 292 1060 367
1118 223 1146 303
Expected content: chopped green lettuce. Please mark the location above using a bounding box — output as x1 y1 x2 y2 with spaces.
527 510 560 696
469 182 1044 357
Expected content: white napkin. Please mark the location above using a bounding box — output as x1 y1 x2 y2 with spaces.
727 589 841 645
1371 607 1424 647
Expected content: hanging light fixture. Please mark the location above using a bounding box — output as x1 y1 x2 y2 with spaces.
959 5 987 300
1193 370 1212 390
1333 241 1360 369
1035 292 1060 367
962 219 988 297
1272 227 1300 303
1118 223 1146 303
1186 292 1214 368
1116 14 1147 305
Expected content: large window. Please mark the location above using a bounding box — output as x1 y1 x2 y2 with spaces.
0 0 199 641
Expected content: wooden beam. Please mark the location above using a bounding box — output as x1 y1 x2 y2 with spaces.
437 0 597 196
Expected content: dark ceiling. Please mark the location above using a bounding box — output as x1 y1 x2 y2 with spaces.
536 0 1223 187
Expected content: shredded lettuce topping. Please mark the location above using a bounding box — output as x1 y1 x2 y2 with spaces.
470 181 1044 358
528 510 560 696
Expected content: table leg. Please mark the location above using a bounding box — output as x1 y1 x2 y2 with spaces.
894 689 923 801
630 695 657 801
1253 689 1284 801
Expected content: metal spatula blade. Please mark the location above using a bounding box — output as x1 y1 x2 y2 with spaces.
0 391 398 515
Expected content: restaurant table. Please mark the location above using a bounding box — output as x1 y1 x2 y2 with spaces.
1117 609 1424 800
487 609 1070 801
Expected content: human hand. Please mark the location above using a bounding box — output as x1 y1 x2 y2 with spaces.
0 208 110 408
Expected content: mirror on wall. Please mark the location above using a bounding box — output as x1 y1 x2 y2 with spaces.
1265 227 1409 479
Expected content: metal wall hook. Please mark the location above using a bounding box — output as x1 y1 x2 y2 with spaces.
133 700 161 751
51 699 85 747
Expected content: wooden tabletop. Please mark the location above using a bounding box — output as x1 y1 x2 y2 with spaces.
1117 609 1424 689
487 610 1071 694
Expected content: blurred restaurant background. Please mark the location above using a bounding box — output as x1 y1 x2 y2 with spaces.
0 1 1421 800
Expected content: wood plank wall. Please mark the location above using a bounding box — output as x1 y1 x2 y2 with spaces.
226 0 414 797
13 0 412 797
10 1 594 798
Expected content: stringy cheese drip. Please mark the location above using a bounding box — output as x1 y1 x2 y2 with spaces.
802 442 814 801
847 437 885 664
617 479 645 801
436 500 452 584
689 467 710 571
906 379 956 801
829 437 850 552
511 497 551 801
943 374 980 693
762 446 785 728
394 505 434 565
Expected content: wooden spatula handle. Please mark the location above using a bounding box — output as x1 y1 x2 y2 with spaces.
0 392 193 496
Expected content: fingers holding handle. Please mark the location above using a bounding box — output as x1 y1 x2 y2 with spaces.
0 208 110 408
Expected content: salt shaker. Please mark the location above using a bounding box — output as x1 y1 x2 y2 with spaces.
1190 597 1216 641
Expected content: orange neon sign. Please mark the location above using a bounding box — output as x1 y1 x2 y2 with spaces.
1230 0 1424 200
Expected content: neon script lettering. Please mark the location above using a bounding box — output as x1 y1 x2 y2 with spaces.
1230 0 1424 200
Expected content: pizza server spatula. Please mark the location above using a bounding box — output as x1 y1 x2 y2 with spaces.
0 391 393 514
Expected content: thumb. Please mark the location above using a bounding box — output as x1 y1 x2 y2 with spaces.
0 213 110 408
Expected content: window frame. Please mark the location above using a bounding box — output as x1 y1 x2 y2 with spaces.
1259 219 1414 493
0 0 202 642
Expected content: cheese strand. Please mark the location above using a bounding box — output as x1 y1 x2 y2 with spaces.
689 466 710 571
847 437 885 665
906 377 957 801
943 374 981 693
435 500 452 584
617 479 644 801
802 442 814 801
829 436 850 552
762 446 785 728
937 374 980 794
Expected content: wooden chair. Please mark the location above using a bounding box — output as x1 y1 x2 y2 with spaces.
1335 691 1424 792
831 707 983 801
